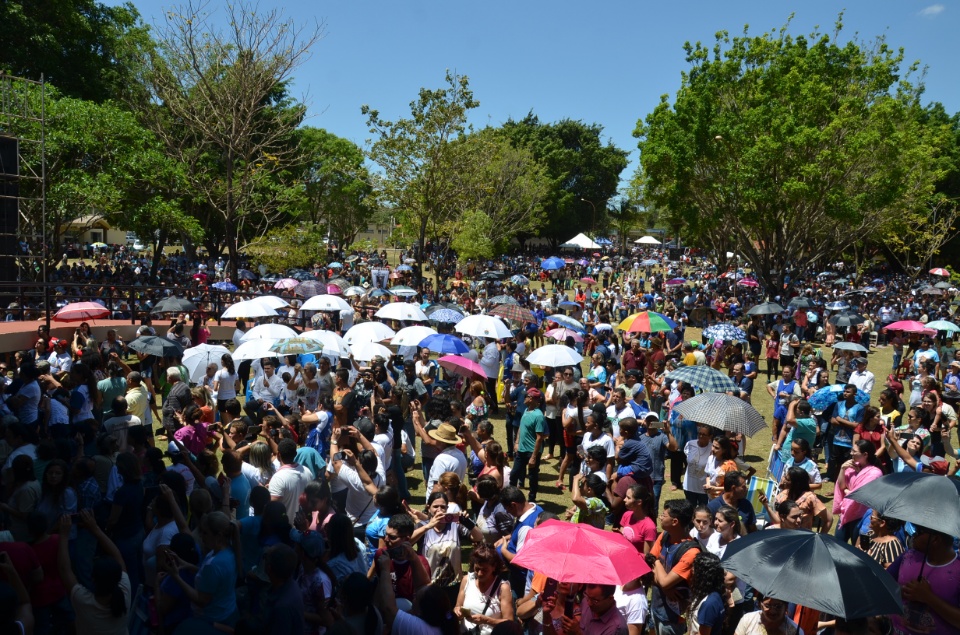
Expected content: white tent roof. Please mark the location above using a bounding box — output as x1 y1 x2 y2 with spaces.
635 235 661 245
560 233 601 249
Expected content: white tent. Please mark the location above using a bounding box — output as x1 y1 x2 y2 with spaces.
560 233 601 249
635 236 661 245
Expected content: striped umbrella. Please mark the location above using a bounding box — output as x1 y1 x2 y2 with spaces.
672 393 767 437
274 278 299 290
929 267 950 277
618 311 678 333
665 365 738 393
489 304 536 324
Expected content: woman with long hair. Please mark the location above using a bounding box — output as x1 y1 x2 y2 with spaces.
833 439 883 544
68 364 100 427
464 380 489 424
854 406 889 473
770 467 832 533
620 484 656 555
166 511 239 630
706 505 740 558
35 459 77 533
862 512 905 569
410 492 482 605
247 441 276 486
685 552 727 635
453 544 513 635
57 511 130 635
557 388 587 490
326 514 368 585
782 438 822 490
213 354 241 416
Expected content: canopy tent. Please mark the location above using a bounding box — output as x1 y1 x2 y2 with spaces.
560 233 601 249
634 236 661 245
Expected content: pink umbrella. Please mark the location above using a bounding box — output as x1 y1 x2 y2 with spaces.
884 320 929 333
438 355 488 380
53 301 110 322
326 284 342 295
545 327 584 342
580 277 596 284
274 278 299 290
738 278 759 287
929 268 950 277
512 519 651 585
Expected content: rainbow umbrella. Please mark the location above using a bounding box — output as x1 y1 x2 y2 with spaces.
618 311 678 333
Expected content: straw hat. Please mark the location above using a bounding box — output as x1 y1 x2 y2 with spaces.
427 422 462 445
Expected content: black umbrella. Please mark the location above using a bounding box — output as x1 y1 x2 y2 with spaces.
127 335 184 358
721 529 903 619
150 297 198 314
746 301 785 316
788 297 817 309
479 271 505 281
237 269 258 281
828 311 865 327
847 471 960 538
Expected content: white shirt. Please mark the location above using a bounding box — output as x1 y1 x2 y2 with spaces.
480 342 501 379
268 463 312 523
614 586 649 628
580 431 615 475
683 440 712 494
335 463 383 525
215 369 239 400
426 446 467 493
252 372 285 402
232 328 247 348
849 369 875 394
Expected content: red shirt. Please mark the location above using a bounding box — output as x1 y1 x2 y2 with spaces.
374 547 431 601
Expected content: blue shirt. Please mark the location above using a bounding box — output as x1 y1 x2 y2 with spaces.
196 548 238 622
833 400 863 448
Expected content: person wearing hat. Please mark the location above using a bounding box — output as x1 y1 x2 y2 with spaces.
413 402 466 494
509 387 548 502
47 338 73 377
849 357 875 394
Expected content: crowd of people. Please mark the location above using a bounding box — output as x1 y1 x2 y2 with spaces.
0 245 957 635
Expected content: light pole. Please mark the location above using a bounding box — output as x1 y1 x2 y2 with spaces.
715 135 737 303
580 198 596 237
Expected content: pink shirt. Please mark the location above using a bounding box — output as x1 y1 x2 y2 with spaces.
832 464 882 526
174 422 209 456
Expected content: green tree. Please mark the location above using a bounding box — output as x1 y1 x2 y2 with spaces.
244 223 328 273
7 82 194 279
451 210 495 261
294 127 377 250
137 0 323 277
605 196 643 255
500 114 628 248
362 71 479 284
635 17 947 291
1 0 152 102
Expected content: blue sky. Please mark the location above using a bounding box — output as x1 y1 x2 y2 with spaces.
112 0 960 186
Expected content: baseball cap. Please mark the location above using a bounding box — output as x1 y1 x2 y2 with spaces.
526 387 543 400
625 369 642 379
854 357 868 366
292 530 325 559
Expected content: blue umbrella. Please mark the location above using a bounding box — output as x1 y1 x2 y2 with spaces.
510 275 530 285
558 301 581 310
641 259 658 266
419 333 469 354
808 384 871 411
328 262 343 268
428 308 465 324
703 323 747 341
237 269 258 281
541 257 565 271
368 288 389 298
212 281 238 292
546 314 585 332
396 264 413 272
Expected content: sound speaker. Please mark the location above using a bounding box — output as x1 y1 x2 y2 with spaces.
0 135 19 285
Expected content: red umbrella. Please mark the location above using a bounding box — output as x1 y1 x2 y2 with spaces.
489 304 536 324
512 519 651 585
53 302 110 322
929 268 950 277
437 355 488 380
883 320 929 333
737 278 759 287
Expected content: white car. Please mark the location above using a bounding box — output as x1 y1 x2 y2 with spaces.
132 240 146 251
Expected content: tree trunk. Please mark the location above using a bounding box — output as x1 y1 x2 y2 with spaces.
150 228 168 281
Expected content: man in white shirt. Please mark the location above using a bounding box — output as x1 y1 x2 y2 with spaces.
247 360 285 421
102 396 142 451
424 422 467 494
232 319 248 348
268 439 312 523
849 357 875 394
47 339 73 376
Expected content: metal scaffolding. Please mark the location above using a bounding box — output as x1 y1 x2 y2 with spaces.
0 73 48 327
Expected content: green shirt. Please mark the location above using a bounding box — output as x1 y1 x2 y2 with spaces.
779 416 818 462
517 408 548 453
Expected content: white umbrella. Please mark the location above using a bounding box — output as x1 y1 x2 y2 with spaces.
350 341 394 363
182 344 232 383
240 323 298 342
375 302 428 322
231 338 278 361
344 321 396 345
301 294 352 312
455 314 513 340
221 299 279 319
525 344 584 367
634 236 661 245
252 295 290 310
301 330 352 357
391 325 438 347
